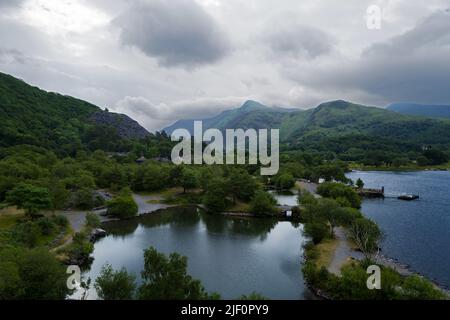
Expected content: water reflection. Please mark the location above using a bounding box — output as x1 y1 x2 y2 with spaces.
104 206 278 241
87 205 308 299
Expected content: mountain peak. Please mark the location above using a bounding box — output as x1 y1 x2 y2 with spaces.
317 100 352 110
240 100 268 110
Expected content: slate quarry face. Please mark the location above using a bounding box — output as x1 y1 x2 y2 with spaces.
90 110 151 140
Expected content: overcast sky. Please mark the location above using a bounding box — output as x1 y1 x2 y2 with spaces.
1 0 449 131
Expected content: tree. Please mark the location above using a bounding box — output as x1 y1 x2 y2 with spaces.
349 218 382 259
180 169 197 193
6 183 52 218
203 178 228 213
138 247 208 300
355 178 364 189
227 169 258 203
49 180 70 210
0 247 70 299
422 148 448 165
95 264 136 300
250 190 277 216
317 182 361 209
106 188 138 219
304 222 329 244
274 172 295 190
74 187 95 210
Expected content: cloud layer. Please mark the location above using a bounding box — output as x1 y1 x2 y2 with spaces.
0 0 449 131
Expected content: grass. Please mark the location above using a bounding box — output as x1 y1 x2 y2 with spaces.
314 237 339 269
227 201 251 213
0 207 23 231
145 187 204 205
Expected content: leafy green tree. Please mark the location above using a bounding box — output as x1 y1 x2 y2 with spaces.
6 183 52 218
304 222 329 244
95 264 136 300
138 247 208 300
227 169 258 203
0 247 70 299
106 188 138 219
274 173 295 190
180 169 198 193
317 182 361 209
203 178 229 213
74 187 95 210
49 181 70 210
250 190 277 216
422 148 448 165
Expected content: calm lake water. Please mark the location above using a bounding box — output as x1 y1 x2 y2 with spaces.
85 204 310 299
347 170 450 288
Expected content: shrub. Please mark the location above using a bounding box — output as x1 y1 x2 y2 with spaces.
250 190 277 216
106 189 138 219
36 217 56 236
304 222 329 244
85 212 101 228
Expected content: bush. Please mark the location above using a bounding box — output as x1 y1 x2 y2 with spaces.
53 214 69 228
85 212 101 228
106 189 138 219
66 232 94 265
95 264 136 300
250 190 277 216
304 222 329 244
36 217 56 236
74 187 95 210
11 222 40 248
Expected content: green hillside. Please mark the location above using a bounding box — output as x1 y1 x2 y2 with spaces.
164 99 450 163
0 72 151 155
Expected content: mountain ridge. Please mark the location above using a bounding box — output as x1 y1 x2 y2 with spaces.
388 103 450 119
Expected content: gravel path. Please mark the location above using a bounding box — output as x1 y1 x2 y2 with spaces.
328 227 352 275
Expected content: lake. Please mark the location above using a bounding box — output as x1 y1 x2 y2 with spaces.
347 170 450 288
84 204 311 299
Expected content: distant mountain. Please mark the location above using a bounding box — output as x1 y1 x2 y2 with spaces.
163 100 298 135
0 72 150 154
387 103 450 119
164 99 450 156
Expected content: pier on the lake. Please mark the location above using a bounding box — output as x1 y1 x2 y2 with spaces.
357 186 385 198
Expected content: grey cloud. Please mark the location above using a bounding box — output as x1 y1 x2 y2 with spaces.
289 9 450 105
264 23 333 59
113 0 230 68
0 0 25 8
115 96 247 130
